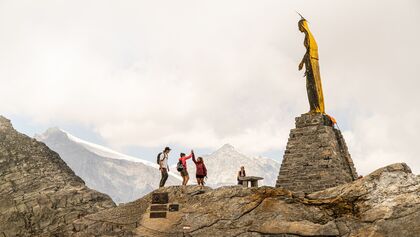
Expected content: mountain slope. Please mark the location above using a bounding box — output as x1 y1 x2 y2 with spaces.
36 128 181 204
172 144 280 187
0 116 115 236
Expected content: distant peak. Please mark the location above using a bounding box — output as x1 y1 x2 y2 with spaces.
220 144 235 151
35 127 67 141
44 127 67 136
45 127 60 132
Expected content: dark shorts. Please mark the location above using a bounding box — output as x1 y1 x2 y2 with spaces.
180 170 189 177
196 174 205 179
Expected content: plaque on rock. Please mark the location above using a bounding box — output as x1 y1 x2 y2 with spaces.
168 204 179 212
152 192 169 204
150 212 167 218
150 204 167 212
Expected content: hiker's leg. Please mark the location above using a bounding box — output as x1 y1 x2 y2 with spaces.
159 169 165 188
163 169 168 186
185 175 189 185
159 173 164 188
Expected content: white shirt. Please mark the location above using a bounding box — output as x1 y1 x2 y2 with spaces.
159 152 169 169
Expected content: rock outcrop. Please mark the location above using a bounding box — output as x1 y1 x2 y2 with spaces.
0 116 115 236
277 113 358 193
1 115 419 237
72 163 419 237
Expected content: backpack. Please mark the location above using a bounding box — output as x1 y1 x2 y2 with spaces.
176 160 184 172
156 152 162 165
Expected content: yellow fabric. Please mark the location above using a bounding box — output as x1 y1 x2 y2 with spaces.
300 20 319 60
299 19 325 114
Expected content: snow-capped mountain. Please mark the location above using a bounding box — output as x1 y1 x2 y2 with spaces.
35 128 181 204
172 144 281 187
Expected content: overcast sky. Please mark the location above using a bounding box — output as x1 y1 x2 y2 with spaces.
1 0 419 174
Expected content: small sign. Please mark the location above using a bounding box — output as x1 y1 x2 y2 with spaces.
152 192 169 204
150 212 167 218
169 204 179 212
150 204 167 212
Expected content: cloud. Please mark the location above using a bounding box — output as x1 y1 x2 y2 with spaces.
0 0 419 174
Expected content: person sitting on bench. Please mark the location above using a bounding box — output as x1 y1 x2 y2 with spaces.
237 166 246 185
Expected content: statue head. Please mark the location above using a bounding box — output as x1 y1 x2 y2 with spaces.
296 12 307 32
298 19 306 32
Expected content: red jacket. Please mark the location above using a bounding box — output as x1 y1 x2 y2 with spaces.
192 153 207 176
178 154 192 171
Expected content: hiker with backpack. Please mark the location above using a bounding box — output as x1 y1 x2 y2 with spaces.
158 147 171 188
177 150 193 186
192 152 207 188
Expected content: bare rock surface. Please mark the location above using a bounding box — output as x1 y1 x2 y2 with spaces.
0 116 115 236
1 115 419 237
72 163 419 237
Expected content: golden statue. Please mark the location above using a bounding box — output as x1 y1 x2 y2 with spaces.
298 17 325 113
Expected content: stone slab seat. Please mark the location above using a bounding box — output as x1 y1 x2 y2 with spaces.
238 176 264 187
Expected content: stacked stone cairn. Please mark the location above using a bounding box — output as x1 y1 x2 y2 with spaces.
276 113 358 193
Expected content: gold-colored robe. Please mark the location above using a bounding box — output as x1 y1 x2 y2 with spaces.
298 19 325 113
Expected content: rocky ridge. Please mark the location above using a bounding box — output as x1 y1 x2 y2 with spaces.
71 163 419 237
1 115 419 237
0 116 115 236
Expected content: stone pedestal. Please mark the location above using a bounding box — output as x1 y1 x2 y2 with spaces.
276 113 358 193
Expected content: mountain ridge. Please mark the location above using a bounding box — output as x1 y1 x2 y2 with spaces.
36 127 181 203
171 143 281 187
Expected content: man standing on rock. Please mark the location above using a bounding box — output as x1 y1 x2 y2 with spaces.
158 147 171 188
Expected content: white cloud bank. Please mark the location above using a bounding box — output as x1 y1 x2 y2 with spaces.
0 0 419 174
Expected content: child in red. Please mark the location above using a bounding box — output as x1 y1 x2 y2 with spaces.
178 151 193 185
192 152 207 188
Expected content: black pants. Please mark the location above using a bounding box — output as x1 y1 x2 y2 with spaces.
160 168 168 187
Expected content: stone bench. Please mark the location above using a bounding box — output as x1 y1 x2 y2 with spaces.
238 176 264 187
